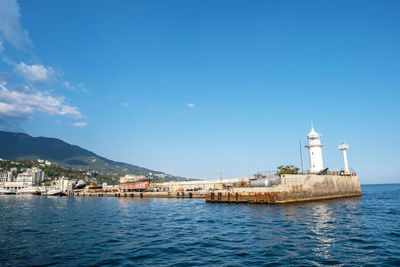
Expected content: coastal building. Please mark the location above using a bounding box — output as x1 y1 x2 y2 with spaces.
101 183 119 191
0 182 27 191
16 173 33 184
16 167 45 185
37 159 51 167
154 173 167 178
151 177 250 192
305 125 324 173
0 170 13 183
55 177 74 192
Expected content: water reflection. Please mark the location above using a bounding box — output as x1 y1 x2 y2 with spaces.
309 203 335 260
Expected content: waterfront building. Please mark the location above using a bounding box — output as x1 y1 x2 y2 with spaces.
16 167 45 185
101 183 119 191
0 182 27 190
55 177 74 192
305 125 324 173
151 177 250 192
16 173 33 184
0 170 13 183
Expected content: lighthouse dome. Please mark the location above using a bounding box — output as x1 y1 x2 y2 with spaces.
307 127 321 138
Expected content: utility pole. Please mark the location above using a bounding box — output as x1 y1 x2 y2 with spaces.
299 140 304 174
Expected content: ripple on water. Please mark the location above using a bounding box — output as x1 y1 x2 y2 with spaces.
0 185 399 266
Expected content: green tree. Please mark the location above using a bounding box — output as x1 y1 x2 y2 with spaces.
276 165 300 176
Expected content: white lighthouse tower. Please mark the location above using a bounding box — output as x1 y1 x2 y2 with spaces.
305 125 324 173
338 142 350 174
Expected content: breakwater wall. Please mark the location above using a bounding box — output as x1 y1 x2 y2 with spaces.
69 174 362 204
69 191 206 199
206 174 362 204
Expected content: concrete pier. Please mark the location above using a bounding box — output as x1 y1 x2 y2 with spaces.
68 174 362 204
69 191 207 199
206 174 362 204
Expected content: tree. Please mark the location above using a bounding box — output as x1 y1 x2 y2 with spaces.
276 165 300 176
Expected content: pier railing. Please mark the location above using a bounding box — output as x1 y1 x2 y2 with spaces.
305 170 357 176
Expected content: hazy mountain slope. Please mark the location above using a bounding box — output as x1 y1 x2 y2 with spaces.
0 131 164 176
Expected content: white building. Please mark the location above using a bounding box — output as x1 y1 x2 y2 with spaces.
16 167 45 185
55 177 74 191
152 177 250 192
1 182 27 190
0 170 13 183
305 126 324 173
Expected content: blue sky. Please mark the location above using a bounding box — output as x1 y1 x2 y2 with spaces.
0 0 399 184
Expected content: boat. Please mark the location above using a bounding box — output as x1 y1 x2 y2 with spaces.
18 187 37 195
0 188 16 195
119 174 150 192
88 183 102 190
32 188 42 195
45 189 65 196
73 180 86 190
18 187 46 195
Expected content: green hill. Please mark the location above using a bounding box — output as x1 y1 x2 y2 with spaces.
0 131 184 181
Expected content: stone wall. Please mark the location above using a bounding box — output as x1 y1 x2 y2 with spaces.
206 174 362 204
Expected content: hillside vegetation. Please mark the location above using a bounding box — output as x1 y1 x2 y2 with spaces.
0 131 189 183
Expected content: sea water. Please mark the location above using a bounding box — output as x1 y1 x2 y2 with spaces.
0 184 399 266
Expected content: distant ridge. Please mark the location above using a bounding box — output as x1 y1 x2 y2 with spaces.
0 131 169 177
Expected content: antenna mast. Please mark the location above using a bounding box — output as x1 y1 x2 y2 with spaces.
299 140 304 174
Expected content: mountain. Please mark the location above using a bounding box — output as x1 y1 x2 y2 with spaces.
0 131 176 179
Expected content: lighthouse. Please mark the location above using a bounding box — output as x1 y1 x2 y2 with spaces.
305 125 324 173
338 142 350 174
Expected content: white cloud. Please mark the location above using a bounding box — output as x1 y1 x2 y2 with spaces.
63 81 82 91
121 102 128 107
63 81 72 89
0 1 85 130
0 0 33 51
71 122 87 128
186 103 195 108
0 83 82 122
15 62 55 87
62 81 88 92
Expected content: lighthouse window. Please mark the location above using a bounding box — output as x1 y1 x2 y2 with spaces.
312 152 314 155
313 165 315 167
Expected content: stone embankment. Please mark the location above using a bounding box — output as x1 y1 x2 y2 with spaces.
206 174 362 204
69 174 362 204
69 191 206 199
